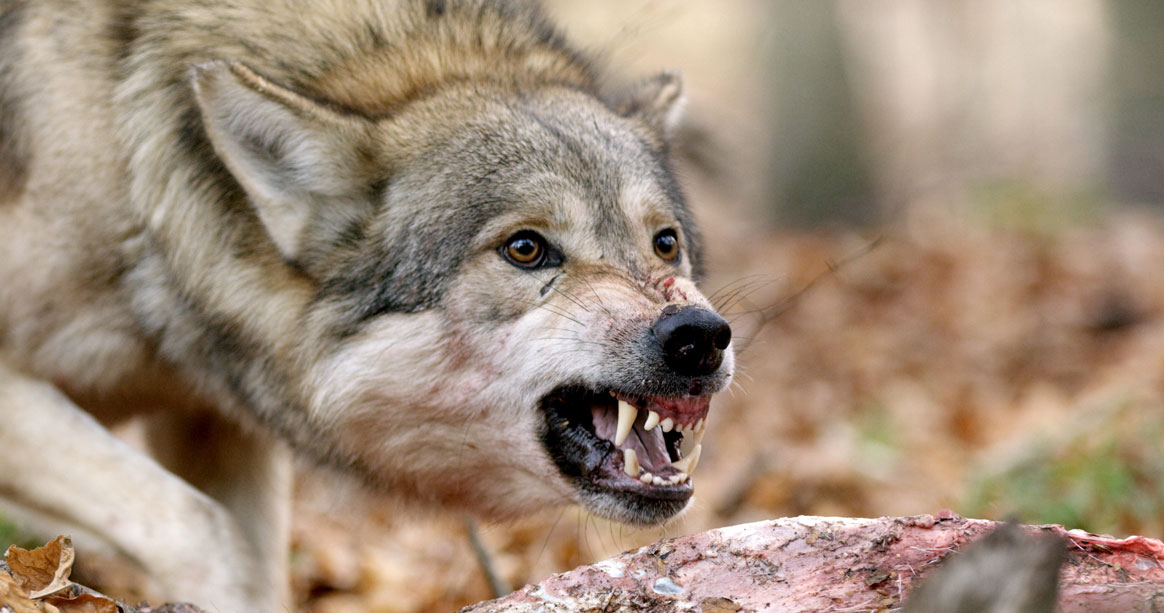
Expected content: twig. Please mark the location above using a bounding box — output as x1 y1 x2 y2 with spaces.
735 236 883 355
465 517 510 598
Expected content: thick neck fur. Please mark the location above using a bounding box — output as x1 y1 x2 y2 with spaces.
129 0 597 118
311 3 598 117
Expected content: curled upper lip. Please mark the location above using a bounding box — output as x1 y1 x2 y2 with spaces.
612 391 711 429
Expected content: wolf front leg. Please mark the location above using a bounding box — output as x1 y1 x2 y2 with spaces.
0 363 285 613
144 410 293 611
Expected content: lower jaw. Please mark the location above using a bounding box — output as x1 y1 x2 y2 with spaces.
575 479 693 526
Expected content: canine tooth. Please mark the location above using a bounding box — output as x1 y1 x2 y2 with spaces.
640 470 654 484
691 426 705 448
671 444 702 475
660 417 674 433
643 410 661 431
687 444 703 475
623 448 640 477
615 400 636 447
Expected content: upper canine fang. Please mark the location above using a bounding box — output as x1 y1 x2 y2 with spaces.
615 400 636 447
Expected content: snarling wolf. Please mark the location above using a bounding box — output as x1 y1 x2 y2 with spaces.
0 0 734 609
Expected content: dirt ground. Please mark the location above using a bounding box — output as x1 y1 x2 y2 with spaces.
286 203 1164 613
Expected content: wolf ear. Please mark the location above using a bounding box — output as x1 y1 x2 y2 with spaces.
615 71 686 141
191 61 375 260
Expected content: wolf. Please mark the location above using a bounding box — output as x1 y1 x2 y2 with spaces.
0 0 734 610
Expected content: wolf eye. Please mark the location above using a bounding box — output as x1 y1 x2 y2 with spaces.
653 229 680 262
502 231 549 268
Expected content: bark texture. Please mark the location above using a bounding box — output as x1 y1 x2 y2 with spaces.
462 513 1164 612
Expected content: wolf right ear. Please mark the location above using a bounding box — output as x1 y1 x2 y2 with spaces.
191 61 377 261
615 71 686 141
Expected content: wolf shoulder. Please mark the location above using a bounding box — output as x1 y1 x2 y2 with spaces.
0 0 190 419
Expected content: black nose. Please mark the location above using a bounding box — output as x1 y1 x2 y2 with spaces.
652 306 732 377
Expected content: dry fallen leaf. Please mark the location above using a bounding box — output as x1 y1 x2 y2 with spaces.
6 536 76 599
42 593 121 613
0 570 43 613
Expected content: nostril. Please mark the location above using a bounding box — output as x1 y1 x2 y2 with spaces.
652 306 731 377
712 324 732 351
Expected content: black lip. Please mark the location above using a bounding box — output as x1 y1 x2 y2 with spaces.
540 385 693 525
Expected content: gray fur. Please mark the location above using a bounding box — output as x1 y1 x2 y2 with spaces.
905 523 1065 613
0 1 730 609
0 2 28 203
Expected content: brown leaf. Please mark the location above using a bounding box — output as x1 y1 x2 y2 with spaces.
41 593 120 613
0 571 42 613
5 536 76 598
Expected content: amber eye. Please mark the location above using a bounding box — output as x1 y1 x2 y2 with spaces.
502 231 548 268
653 229 680 262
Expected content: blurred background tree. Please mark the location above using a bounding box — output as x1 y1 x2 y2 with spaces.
1110 0 1164 205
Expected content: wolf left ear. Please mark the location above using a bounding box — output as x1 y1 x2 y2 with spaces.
191 61 377 261
615 71 686 141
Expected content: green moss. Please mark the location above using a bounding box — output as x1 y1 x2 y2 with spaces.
0 516 41 552
971 179 1105 233
964 400 1164 536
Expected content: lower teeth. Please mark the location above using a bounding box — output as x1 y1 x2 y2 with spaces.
612 409 709 483
623 448 639 477
621 447 699 484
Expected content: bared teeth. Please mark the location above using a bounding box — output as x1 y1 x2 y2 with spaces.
687 444 702 474
643 410 661 431
610 397 712 484
623 448 639 477
670 444 702 475
615 399 636 447
691 424 706 448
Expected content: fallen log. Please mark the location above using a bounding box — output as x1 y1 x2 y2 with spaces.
461 513 1164 612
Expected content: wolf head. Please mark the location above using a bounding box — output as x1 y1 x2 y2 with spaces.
191 59 733 525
